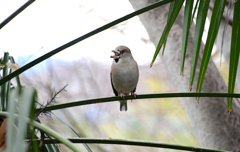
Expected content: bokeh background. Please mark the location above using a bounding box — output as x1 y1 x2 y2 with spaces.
0 0 206 151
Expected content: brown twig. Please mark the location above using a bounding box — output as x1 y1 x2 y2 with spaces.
34 84 68 150
36 84 68 117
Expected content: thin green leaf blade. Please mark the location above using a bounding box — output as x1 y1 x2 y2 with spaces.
28 130 40 152
5 69 12 111
52 112 92 152
162 1 175 56
228 0 240 112
189 0 210 90
220 1 234 65
14 87 35 152
6 88 18 152
44 144 59 152
180 0 194 75
190 0 200 26
42 138 229 152
0 0 35 29
34 93 240 112
30 120 81 152
151 0 185 67
196 0 227 93
1 52 9 111
2 111 81 152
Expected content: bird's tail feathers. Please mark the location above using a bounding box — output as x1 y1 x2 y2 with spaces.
120 100 127 111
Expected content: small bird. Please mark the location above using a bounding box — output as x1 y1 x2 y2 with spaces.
110 45 139 111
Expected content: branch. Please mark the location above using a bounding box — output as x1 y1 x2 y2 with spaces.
36 93 240 112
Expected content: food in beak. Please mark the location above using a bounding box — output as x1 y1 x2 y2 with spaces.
110 55 120 59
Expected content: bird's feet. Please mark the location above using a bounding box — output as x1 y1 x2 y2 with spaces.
131 92 137 98
130 92 137 102
120 93 126 99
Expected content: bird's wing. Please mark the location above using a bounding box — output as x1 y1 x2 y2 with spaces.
110 72 118 96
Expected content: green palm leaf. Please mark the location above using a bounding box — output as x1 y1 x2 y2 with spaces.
151 0 184 67
189 0 210 90
180 0 194 75
228 0 240 112
196 0 227 95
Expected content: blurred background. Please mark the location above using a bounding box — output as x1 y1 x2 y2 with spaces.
0 0 200 151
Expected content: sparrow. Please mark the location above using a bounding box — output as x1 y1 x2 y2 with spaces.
110 45 139 111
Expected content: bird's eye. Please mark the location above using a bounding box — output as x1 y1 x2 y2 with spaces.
120 50 125 54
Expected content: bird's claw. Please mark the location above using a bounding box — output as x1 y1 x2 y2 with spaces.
120 93 126 99
131 92 137 98
130 92 137 102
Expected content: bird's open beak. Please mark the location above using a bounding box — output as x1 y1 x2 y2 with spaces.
112 49 120 55
110 49 120 59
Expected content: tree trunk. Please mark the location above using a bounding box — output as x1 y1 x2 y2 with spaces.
129 0 240 151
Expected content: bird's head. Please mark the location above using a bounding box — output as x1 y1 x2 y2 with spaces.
110 45 133 62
